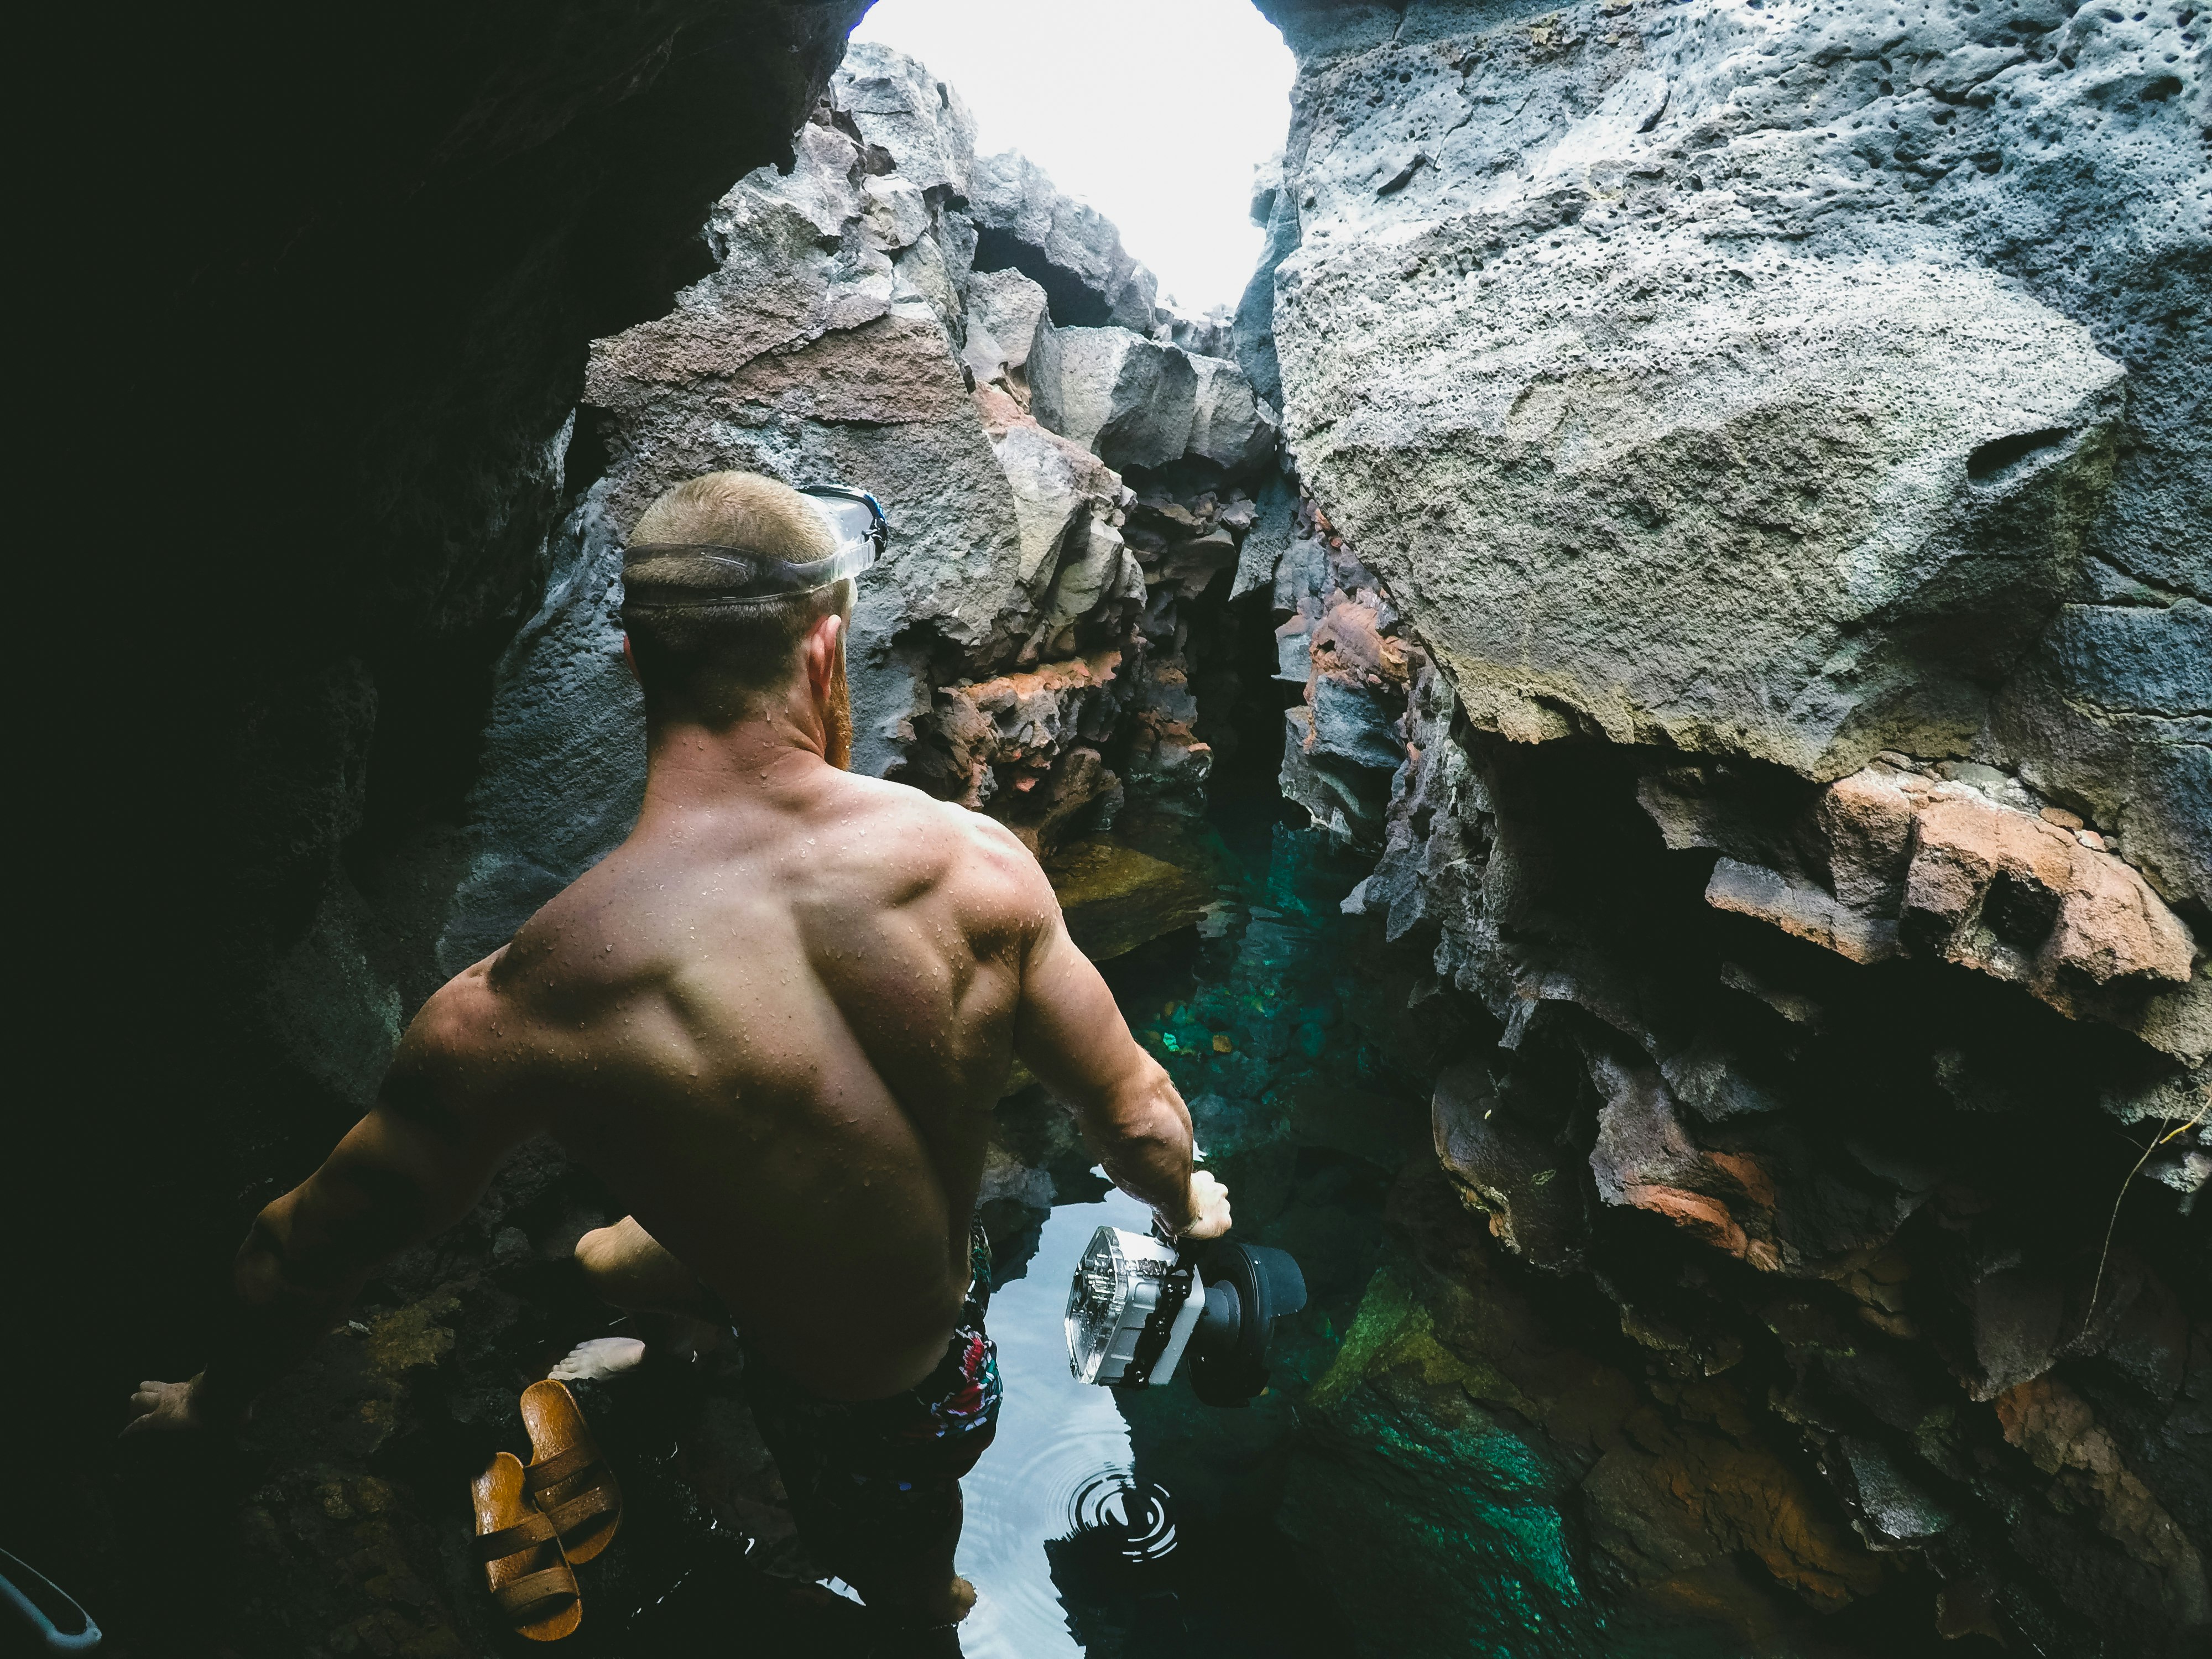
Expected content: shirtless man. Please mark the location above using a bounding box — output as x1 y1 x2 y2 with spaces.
123 470 1230 1640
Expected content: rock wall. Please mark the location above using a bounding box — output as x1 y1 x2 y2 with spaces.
1243 1 2208 1653
441 40 1286 961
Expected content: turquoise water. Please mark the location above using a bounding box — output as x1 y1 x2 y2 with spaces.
945 811 1403 1657
938 811 1818 1659
596 802 1875 1656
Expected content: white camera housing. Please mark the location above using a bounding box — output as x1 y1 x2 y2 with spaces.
1064 1227 1207 1387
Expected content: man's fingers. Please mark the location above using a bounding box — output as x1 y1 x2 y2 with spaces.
122 1380 187 1436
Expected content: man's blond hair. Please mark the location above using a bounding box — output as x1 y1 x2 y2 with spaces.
630 470 837 565
622 471 854 727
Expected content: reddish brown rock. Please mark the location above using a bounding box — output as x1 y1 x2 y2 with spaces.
1585 1051 1784 1270
1696 765 2198 1047
1903 779 2196 994
1995 1376 2211 1630
926 650 1128 852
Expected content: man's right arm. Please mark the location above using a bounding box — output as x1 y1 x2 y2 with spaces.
1010 889 1230 1240
124 962 530 1433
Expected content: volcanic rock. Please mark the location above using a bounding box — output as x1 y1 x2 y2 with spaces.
1251 1 2211 1647
967 149 1159 331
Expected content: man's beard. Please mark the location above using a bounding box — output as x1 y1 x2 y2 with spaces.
825 637 854 771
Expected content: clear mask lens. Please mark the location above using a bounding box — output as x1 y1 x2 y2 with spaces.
799 485 887 583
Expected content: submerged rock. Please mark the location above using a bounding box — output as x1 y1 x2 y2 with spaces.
1044 837 1213 962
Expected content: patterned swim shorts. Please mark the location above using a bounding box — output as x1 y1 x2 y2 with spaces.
742 1222 1003 1585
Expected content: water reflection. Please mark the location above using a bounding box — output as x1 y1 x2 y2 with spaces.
959 1186 1162 1658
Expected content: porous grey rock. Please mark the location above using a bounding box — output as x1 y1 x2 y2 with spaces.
1163 303 1237 358
1254 3 2211 1645
1032 324 1280 477
1031 326 1199 470
1285 221 2125 780
1986 596 2212 907
963 266 1051 391
836 39 976 197
1187 351 1279 471
1256 0 2209 904
968 149 1159 331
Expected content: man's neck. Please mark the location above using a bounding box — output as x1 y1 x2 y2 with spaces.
639 714 828 817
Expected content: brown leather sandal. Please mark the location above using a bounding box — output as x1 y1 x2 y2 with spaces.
471 1451 582 1641
520 1379 624 1565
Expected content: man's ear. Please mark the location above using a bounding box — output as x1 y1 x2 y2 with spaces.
620 634 639 682
802 612 843 701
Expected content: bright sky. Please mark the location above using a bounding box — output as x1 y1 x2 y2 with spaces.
849 0 1296 315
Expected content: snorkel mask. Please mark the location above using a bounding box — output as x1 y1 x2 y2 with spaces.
620 483 887 613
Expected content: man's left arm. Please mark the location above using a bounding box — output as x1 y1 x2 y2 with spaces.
124 972 526 1434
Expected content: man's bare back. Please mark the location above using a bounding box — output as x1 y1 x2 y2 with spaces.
123 637 1218 1432
459 759 1058 1397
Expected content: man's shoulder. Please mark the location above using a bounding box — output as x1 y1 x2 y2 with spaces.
379 951 519 1126
831 774 1031 857
818 775 1053 916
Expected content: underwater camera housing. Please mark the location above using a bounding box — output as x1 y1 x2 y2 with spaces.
1065 1227 1307 1405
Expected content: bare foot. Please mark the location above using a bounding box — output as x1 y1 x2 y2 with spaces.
546 1337 648 1382
893 1575 975 1626
121 1373 247 1436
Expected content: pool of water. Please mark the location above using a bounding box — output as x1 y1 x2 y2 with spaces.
921 802 1811 1659
943 805 1418 1658
956 1182 1188 1658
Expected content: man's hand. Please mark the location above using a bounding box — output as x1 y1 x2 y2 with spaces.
1176 1169 1233 1241
121 1373 241 1438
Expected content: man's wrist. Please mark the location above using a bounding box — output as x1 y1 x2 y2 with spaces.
192 1368 254 1427
1155 1183 1201 1238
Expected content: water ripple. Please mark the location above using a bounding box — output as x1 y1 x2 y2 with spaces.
1067 1469 1177 1563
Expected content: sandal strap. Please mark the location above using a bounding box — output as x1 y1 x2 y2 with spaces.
471 1509 560 1566
494 1564 578 1623
543 1480 620 1538
523 1444 599 1493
